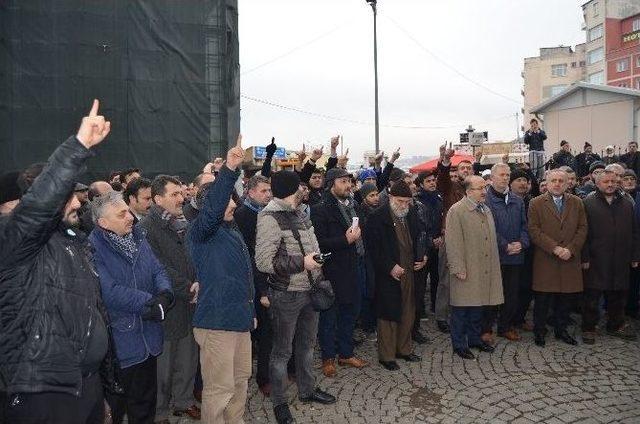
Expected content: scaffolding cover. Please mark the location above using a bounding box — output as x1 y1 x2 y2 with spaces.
0 0 240 181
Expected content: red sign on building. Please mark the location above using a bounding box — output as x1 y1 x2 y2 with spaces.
607 14 640 89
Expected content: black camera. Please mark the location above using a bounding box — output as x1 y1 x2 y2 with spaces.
313 252 332 264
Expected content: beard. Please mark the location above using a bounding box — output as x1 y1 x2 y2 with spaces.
390 202 409 219
63 210 80 228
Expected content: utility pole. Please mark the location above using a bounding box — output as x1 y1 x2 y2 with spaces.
366 0 380 154
515 112 520 142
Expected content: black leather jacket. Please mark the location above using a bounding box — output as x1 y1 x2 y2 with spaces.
0 136 122 397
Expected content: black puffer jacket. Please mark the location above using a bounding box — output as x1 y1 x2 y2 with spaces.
0 136 121 397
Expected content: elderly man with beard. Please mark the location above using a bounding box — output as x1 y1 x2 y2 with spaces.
312 168 369 378
367 181 427 371
434 144 474 334
1 100 123 423
581 170 640 344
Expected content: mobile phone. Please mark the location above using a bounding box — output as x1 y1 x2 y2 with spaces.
351 217 359 228
313 252 332 264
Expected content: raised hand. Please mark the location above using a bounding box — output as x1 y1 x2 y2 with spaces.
475 149 483 162
330 135 340 151
374 151 384 164
76 99 111 149
311 146 324 161
297 143 307 163
390 147 400 163
226 134 245 171
266 137 277 156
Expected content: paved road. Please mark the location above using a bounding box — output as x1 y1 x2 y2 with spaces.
169 316 640 423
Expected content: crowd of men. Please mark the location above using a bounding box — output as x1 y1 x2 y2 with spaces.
1 106 639 424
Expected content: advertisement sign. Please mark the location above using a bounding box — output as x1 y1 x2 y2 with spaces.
254 146 287 159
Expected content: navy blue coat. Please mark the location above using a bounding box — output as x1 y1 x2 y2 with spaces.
486 188 530 265
188 166 255 332
89 226 172 369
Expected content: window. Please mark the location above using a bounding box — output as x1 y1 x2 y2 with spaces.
580 60 586 67
587 47 604 65
588 71 605 84
637 56 640 67
617 58 629 72
635 79 640 89
593 2 599 17
620 82 628 88
551 64 567 77
588 24 604 41
634 19 640 32
543 84 568 98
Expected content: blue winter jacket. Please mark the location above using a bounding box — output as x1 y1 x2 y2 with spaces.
486 187 530 265
188 165 255 332
89 226 172 368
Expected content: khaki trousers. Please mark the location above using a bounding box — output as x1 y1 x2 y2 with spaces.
377 276 415 362
193 328 251 424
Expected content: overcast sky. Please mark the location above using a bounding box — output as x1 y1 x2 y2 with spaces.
238 0 586 164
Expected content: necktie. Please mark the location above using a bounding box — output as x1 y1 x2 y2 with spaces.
554 197 563 213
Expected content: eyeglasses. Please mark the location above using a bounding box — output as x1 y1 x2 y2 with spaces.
469 186 487 191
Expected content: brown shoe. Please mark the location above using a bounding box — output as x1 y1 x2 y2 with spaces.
499 329 521 341
174 404 201 420
338 356 369 368
321 359 337 377
481 332 495 345
259 383 271 397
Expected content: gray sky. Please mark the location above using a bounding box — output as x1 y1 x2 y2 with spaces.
239 0 586 164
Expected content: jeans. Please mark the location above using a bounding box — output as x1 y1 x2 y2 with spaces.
269 290 319 407
255 300 296 388
435 243 450 322
450 306 483 350
319 302 358 360
529 150 546 180
428 248 440 312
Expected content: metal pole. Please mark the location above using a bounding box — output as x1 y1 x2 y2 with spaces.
371 1 380 154
515 112 520 142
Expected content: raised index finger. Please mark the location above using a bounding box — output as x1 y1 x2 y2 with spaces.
89 99 99 117
236 133 243 148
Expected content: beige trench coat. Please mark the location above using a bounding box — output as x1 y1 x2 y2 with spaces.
445 197 504 307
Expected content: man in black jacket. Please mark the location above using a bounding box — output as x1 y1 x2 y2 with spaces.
620 141 640 177
524 118 547 180
312 168 369 378
1 100 121 423
233 173 282 396
141 175 200 421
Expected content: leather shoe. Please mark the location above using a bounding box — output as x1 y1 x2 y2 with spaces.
412 330 430 344
436 320 450 333
582 331 596 345
555 331 578 345
480 332 495 345
534 333 546 347
274 404 294 424
338 356 368 368
498 329 521 341
321 358 336 377
379 360 400 371
300 388 336 405
454 348 475 359
173 404 201 420
470 342 495 353
259 383 271 397
396 353 421 362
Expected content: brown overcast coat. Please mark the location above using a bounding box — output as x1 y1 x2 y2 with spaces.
528 193 588 293
445 197 504 307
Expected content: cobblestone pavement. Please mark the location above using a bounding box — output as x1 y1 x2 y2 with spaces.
172 315 640 424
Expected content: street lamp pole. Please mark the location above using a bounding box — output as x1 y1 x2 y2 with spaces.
367 0 380 154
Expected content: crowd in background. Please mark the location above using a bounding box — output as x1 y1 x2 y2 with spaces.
1 105 639 424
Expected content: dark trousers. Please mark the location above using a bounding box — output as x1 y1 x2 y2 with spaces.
515 250 533 325
356 258 376 332
583 288 627 332
319 301 358 360
482 265 521 334
626 267 640 317
450 306 483 350
255 300 295 388
533 292 573 336
413 268 428 333
4 373 104 424
106 355 157 424
269 290 318 407
428 248 440 312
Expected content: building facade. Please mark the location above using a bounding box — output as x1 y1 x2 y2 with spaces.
606 12 640 88
522 46 586 124
582 0 640 85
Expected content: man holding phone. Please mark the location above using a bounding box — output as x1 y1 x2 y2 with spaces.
312 168 369 378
